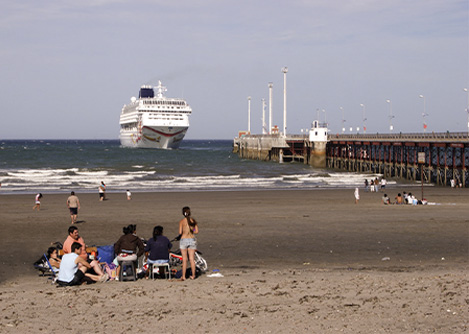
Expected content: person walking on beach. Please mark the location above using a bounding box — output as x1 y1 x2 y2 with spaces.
32 193 43 210
67 191 80 224
99 181 106 201
354 187 360 204
126 189 132 200
178 206 199 280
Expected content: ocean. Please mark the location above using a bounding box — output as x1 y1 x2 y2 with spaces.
0 139 384 194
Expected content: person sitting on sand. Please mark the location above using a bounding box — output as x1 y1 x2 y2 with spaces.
57 242 107 286
114 224 145 278
395 193 403 205
144 225 172 278
63 226 105 277
178 206 199 280
46 246 61 273
382 194 391 205
32 193 42 211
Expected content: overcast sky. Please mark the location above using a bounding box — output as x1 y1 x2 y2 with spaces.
1 0 467 140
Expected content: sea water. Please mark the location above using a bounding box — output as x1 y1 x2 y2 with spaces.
0 139 384 194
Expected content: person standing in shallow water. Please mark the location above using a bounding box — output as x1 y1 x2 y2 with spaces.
178 206 199 280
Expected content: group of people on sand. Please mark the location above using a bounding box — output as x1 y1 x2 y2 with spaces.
112 206 199 281
364 177 387 192
46 206 200 286
382 192 427 205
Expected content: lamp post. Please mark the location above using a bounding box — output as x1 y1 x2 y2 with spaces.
340 107 345 133
268 82 273 134
282 67 288 136
386 99 394 132
464 88 469 135
247 96 251 134
322 109 327 126
261 98 266 134
419 95 428 132
360 104 367 133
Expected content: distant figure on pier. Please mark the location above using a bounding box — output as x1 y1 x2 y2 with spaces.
354 188 360 204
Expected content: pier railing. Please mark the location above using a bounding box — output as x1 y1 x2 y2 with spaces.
328 132 469 142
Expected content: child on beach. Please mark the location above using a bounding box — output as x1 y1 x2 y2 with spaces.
354 188 360 204
32 193 42 210
126 189 132 200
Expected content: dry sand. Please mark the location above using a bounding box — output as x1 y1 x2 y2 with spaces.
0 187 468 333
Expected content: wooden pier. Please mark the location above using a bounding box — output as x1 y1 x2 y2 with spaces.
233 131 469 187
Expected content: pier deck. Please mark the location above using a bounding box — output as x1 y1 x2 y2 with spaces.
233 132 469 187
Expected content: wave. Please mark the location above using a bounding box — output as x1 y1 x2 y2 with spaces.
0 166 389 194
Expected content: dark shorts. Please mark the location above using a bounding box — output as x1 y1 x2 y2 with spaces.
99 193 104 198
57 269 84 286
69 207 78 215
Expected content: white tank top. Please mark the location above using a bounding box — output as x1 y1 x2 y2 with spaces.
57 253 78 283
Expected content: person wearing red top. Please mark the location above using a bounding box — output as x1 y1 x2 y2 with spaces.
63 226 104 276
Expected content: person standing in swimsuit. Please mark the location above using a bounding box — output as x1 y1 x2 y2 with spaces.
178 206 199 280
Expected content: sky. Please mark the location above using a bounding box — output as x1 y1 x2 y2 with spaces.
0 0 468 140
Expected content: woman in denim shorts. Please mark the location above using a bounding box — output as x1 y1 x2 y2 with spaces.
178 206 199 280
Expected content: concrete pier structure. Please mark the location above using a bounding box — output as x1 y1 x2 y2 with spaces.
233 121 329 168
233 130 469 187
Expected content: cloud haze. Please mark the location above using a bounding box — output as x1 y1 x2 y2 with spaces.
0 0 467 139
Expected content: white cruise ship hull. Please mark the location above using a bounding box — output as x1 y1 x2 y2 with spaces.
120 125 188 149
119 82 192 150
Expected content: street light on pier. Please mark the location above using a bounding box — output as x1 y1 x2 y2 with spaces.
247 96 251 134
419 95 428 132
360 104 367 133
340 107 345 133
322 109 327 126
386 99 394 132
261 98 266 135
464 88 469 135
282 67 288 136
268 82 273 134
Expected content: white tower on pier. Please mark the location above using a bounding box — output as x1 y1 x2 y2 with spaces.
282 67 288 136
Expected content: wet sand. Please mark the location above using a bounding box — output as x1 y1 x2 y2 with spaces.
0 187 468 333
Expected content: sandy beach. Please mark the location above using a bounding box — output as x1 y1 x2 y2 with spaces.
0 187 468 333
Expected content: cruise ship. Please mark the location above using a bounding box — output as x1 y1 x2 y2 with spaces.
119 81 192 149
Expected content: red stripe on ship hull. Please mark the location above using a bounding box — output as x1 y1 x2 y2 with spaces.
142 126 185 137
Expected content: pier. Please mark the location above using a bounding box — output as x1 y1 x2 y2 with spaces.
233 130 469 187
